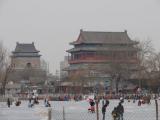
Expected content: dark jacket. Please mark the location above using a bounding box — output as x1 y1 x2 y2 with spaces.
102 104 107 113
117 103 124 114
102 100 109 113
90 101 95 106
105 100 109 106
7 98 11 107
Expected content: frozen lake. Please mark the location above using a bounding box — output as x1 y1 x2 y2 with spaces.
0 99 159 120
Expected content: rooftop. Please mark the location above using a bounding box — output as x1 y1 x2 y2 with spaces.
12 42 41 57
70 30 138 45
13 42 39 53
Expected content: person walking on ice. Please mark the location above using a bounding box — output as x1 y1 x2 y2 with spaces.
116 102 124 120
44 98 51 107
7 98 11 108
102 99 110 120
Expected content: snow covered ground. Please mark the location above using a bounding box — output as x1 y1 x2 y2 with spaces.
0 100 159 120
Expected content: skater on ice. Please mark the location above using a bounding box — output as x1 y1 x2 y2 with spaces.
102 99 109 120
138 99 141 106
34 97 39 104
44 98 51 107
28 98 34 108
88 99 95 113
7 98 11 108
117 102 124 120
120 97 124 104
15 99 21 106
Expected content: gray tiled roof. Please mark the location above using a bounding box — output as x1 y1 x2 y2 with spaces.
13 42 39 53
67 46 138 52
71 30 137 45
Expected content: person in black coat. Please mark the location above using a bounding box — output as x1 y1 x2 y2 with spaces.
7 98 11 108
116 103 124 120
102 104 107 120
15 100 21 106
102 99 109 120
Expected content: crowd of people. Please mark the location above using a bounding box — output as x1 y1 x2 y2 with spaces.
86 94 155 120
57 95 83 101
6 93 51 108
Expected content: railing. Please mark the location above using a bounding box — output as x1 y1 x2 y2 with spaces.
69 59 138 64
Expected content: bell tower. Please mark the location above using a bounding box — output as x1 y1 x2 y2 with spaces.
11 42 41 69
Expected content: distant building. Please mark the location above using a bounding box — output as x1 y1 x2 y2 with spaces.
60 56 70 80
8 42 47 94
11 42 41 69
66 30 139 93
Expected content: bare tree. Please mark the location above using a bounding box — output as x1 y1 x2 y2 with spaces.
136 39 155 70
144 52 160 90
133 38 160 92
108 60 131 94
136 39 155 89
0 42 6 74
0 41 11 95
68 69 87 94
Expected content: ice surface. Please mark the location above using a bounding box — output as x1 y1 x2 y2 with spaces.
0 101 47 120
0 100 159 120
51 100 158 120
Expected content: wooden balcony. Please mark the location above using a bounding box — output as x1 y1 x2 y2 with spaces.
69 59 108 64
69 57 138 64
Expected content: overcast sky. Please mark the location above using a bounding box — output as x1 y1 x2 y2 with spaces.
0 0 160 74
